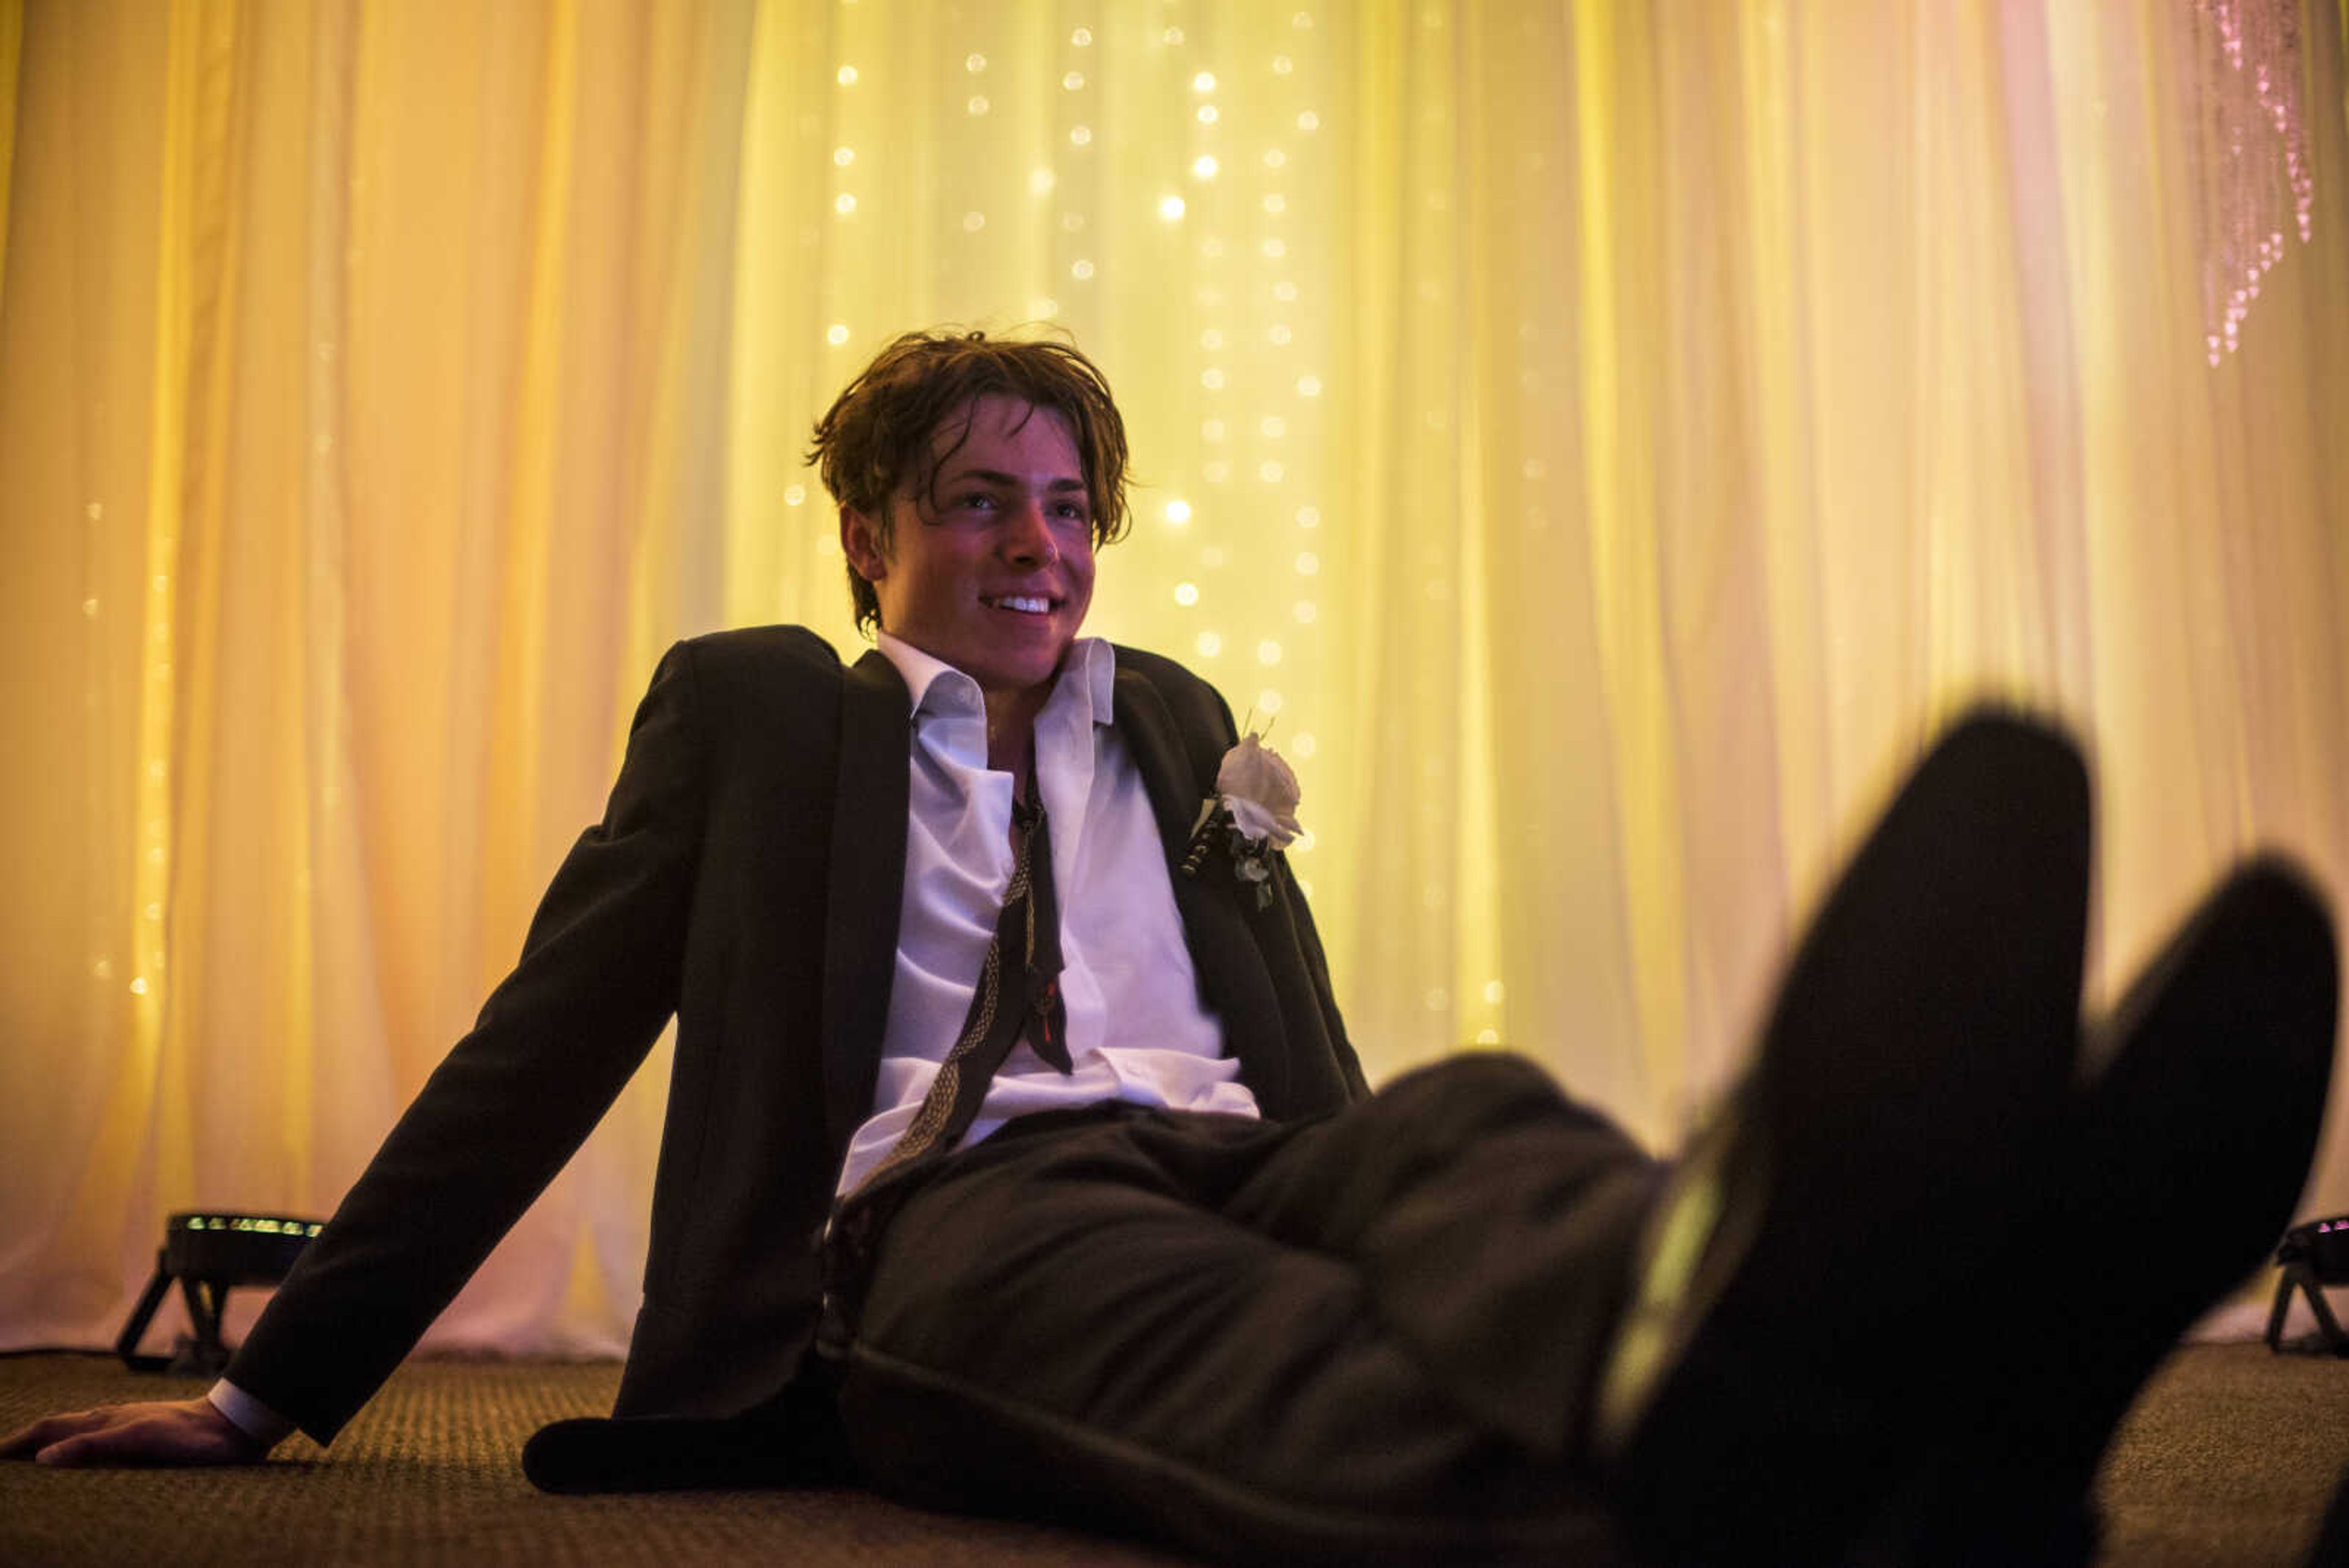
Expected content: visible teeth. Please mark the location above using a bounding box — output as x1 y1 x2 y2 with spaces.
995 596 1050 613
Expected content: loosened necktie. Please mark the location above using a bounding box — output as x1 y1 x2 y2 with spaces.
856 778 1069 1192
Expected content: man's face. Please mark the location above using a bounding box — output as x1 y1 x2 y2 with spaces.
841 395 1097 704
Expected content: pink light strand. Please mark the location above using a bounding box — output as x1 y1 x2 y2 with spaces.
2192 0 2315 365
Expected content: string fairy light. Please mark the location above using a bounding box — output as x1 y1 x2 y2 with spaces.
822 9 1337 980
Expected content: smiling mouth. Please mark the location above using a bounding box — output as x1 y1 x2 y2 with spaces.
982 595 1056 615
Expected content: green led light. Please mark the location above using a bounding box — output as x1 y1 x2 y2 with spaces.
173 1213 321 1237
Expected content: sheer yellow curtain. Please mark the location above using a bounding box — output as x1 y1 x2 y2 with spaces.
2 0 2344 1357
1370 0 2349 1235
1430 0 2349 1258
1310 0 2349 1179
0 0 757 1354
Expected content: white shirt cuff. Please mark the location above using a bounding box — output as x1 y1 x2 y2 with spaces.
206 1380 296 1449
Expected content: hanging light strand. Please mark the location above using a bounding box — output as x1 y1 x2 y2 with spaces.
2192 0 2315 365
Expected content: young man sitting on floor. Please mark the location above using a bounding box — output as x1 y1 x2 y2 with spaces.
7 329 2338 1567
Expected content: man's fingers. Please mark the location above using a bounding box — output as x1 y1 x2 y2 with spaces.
29 1410 165 1466
0 1408 105 1458
32 1425 198 1467
34 1432 105 1466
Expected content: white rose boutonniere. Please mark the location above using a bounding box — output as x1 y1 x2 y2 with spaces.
1181 730 1302 910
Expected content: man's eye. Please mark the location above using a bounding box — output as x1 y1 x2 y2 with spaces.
957 492 998 511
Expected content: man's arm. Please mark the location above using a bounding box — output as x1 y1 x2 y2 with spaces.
226 641 713 1442
6 642 714 1463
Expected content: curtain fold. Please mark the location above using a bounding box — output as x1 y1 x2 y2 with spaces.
3 0 2343 1356
0 0 20 320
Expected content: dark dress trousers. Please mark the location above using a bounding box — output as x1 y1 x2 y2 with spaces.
223 626 1369 1444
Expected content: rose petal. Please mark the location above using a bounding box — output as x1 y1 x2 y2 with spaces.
1216 735 1302 820
1225 795 1301 849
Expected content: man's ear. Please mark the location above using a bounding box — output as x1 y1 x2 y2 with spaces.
841 508 888 584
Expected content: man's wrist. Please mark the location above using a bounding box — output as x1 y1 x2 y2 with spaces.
206 1380 295 1450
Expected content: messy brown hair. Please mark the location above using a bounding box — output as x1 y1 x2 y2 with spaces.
808 329 1134 634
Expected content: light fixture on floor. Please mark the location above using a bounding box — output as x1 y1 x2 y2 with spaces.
2266 1213 2349 1357
116 1211 324 1375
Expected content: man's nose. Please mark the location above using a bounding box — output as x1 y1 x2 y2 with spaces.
1000 500 1058 565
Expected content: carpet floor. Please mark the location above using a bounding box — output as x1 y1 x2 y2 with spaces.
2 1343 2343 1566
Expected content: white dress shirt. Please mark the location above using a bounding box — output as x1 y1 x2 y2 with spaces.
834 633 1257 1194
213 633 1258 1447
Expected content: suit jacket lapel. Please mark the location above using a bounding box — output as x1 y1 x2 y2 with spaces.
820 649 911 1159
1113 664 1293 1112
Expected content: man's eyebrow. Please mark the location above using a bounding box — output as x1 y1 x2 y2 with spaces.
942 467 1089 494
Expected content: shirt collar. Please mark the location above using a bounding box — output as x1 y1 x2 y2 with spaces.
873 631 1116 732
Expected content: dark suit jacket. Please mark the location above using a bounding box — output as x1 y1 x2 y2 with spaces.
226 627 1365 1444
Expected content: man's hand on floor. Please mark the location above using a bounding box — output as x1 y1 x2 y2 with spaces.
0 1398 265 1466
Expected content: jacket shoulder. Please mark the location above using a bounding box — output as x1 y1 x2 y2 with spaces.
627 626 863 744
678 624 848 678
